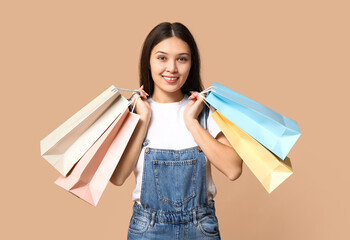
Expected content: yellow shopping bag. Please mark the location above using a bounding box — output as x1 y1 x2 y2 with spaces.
211 111 293 193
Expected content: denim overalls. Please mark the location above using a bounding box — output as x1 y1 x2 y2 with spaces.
127 106 221 240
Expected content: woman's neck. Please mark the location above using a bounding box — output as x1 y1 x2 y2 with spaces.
151 90 185 103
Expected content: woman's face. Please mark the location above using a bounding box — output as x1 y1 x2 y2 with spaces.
149 37 191 100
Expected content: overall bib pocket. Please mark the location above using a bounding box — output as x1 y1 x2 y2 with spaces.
152 159 197 207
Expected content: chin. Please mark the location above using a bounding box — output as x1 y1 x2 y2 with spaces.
163 85 182 93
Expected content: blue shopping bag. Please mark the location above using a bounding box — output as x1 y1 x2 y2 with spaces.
205 82 301 160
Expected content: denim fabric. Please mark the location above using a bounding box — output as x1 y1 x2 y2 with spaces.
127 105 221 239
128 201 221 239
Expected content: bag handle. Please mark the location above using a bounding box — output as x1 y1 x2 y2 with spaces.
112 87 141 113
198 86 216 112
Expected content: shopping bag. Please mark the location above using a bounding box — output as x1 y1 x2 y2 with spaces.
40 86 129 176
55 107 140 206
205 82 301 160
211 110 293 193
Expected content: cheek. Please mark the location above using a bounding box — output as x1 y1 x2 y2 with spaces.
179 64 191 78
150 61 164 75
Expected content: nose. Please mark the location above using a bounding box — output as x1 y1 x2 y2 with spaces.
166 59 178 73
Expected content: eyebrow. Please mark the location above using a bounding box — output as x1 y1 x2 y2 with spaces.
155 51 190 56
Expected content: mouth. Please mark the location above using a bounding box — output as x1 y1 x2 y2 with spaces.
162 75 179 83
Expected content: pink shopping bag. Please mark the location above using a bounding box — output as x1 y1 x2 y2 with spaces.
55 107 139 206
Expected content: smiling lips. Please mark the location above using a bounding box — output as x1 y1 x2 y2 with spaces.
162 75 179 83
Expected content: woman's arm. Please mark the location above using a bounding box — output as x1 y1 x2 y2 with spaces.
187 120 243 181
184 92 243 181
110 86 151 186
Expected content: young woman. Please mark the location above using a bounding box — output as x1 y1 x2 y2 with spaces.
110 22 243 240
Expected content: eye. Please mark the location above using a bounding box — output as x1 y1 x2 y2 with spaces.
178 57 188 62
157 56 166 61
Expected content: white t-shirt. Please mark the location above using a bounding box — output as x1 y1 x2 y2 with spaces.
131 94 222 203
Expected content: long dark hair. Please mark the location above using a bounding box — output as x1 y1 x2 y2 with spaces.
139 22 203 96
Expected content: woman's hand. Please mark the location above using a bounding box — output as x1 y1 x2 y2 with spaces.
184 91 204 130
131 85 151 121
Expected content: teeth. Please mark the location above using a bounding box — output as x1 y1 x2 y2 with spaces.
163 76 178 81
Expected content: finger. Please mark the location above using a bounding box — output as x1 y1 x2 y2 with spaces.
196 93 205 101
190 91 199 96
133 88 141 96
140 91 148 99
136 85 144 94
139 93 146 100
131 90 144 101
192 92 199 98
134 87 144 96
189 92 200 101
138 86 149 97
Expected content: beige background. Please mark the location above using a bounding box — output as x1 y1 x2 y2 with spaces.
1 1 349 239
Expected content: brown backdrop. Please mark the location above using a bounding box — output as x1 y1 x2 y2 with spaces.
1 1 349 239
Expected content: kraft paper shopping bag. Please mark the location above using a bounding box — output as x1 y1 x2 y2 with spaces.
206 82 301 160
40 86 129 176
211 110 293 193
